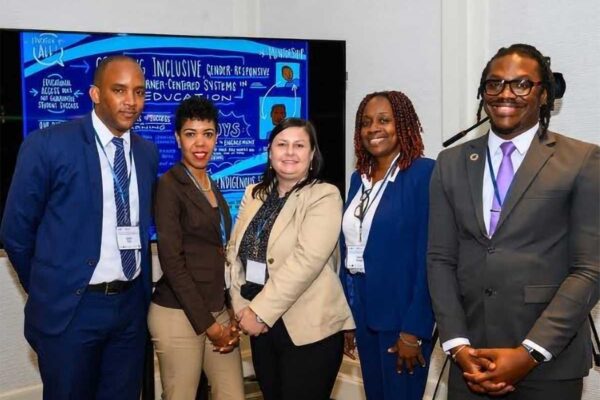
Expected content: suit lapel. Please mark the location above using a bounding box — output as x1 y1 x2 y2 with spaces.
466 135 488 237
495 131 556 232
82 114 103 221
173 164 223 238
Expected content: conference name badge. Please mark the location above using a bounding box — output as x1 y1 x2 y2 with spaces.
246 259 267 285
116 226 142 250
346 245 366 274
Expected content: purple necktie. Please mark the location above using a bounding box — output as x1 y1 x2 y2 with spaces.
489 141 516 236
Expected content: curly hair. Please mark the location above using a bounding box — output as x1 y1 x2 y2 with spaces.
174 96 219 133
353 91 424 175
476 43 556 137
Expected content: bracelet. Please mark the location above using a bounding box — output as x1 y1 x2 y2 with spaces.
451 345 468 361
399 333 422 348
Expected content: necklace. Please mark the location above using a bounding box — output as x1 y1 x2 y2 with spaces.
198 174 212 192
182 163 212 192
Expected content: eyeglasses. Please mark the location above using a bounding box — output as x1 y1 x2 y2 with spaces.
483 79 543 97
353 188 372 222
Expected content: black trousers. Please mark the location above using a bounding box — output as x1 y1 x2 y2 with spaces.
250 319 344 400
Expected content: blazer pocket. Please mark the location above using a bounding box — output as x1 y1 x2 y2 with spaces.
524 285 559 303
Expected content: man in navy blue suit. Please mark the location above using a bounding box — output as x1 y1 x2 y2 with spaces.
1 55 158 399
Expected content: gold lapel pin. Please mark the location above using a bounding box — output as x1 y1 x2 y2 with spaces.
469 153 479 161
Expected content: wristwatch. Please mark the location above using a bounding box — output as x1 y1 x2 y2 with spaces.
522 343 545 363
256 314 264 324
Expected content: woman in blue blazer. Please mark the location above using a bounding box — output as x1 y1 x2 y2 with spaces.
340 91 435 400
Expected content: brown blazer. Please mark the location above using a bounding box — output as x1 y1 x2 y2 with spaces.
228 182 355 346
152 163 232 334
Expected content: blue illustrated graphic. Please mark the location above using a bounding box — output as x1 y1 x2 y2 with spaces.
19 31 309 221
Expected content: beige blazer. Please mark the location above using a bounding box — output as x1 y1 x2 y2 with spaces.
228 182 355 346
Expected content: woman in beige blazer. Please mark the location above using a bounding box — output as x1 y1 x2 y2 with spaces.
228 118 355 400
149 96 244 400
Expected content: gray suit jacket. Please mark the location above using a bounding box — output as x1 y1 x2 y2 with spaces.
427 130 599 380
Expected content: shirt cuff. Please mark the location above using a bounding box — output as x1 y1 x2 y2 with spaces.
522 339 553 361
442 338 471 354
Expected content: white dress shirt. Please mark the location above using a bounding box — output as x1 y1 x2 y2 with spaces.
342 164 399 260
442 123 552 361
89 110 141 284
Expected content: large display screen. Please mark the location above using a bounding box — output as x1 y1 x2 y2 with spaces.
19 31 309 218
0 29 346 242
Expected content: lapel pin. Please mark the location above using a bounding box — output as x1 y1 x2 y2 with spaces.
469 153 479 161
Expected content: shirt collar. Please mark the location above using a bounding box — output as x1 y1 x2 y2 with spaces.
488 123 538 157
92 109 131 147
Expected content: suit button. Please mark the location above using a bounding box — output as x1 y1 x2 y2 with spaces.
268 258 274 264
87 259 96 267
484 288 494 296
76 288 83 295
487 246 495 254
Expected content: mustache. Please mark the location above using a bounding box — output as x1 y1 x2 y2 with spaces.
487 99 520 106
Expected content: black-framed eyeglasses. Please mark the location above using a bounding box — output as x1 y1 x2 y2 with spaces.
483 79 543 97
353 188 372 222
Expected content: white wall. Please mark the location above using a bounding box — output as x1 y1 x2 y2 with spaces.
1 0 599 399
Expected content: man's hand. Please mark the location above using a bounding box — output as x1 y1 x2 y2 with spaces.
452 345 514 396
343 331 357 360
388 333 426 375
236 307 268 337
463 347 537 390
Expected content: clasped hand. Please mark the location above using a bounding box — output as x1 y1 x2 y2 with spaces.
236 307 268 337
455 346 537 396
206 320 240 354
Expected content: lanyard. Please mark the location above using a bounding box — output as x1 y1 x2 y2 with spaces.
182 164 227 248
486 146 512 207
355 153 400 242
95 133 133 219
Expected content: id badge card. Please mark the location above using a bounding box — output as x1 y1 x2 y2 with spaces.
346 245 365 274
116 226 142 250
246 259 267 285
224 262 232 289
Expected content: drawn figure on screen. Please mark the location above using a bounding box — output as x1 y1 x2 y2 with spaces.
271 104 287 126
281 65 300 88
264 104 287 140
0 55 159 400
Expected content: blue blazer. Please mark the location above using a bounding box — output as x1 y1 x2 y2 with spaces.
1 114 158 335
340 157 435 339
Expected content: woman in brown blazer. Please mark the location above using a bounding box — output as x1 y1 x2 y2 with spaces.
228 118 355 400
148 96 244 400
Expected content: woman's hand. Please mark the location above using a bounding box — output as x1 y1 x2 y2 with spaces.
387 332 426 375
206 322 240 353
343 330 357 360
236 307 268 337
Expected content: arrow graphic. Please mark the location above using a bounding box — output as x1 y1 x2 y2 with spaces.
260 81 284 119
70 59 90 74
29 88 39 97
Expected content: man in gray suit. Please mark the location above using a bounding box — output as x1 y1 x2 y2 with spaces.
428 43 599 399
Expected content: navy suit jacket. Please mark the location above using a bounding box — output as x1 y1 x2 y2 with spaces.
340 157 435 339
1 113 158 335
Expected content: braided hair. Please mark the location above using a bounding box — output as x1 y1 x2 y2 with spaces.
476 44 556 137
354 91 424 175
